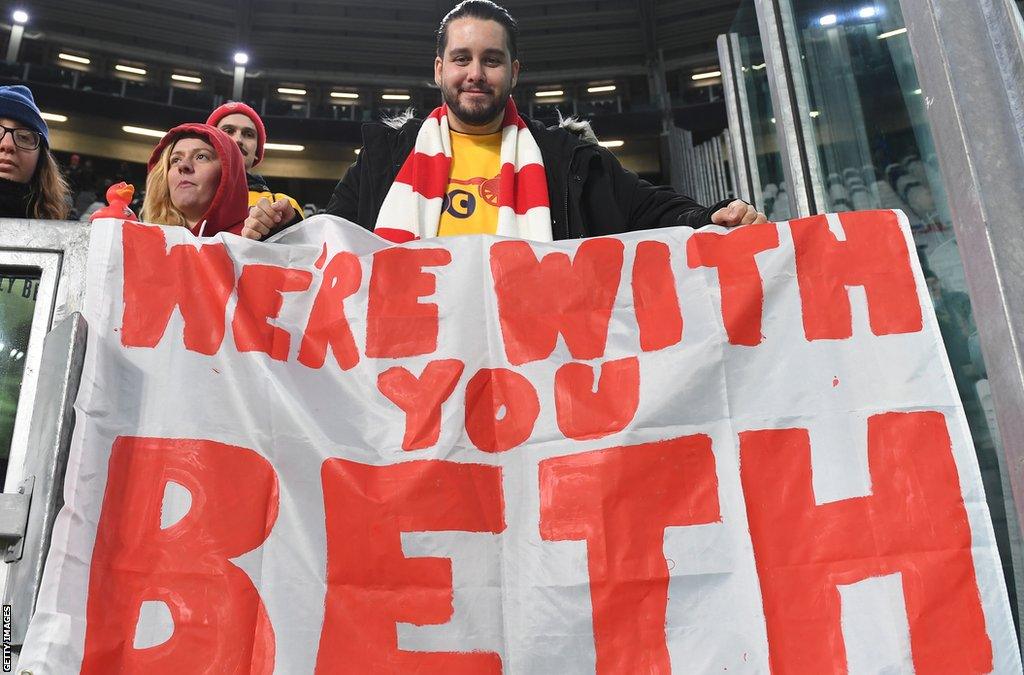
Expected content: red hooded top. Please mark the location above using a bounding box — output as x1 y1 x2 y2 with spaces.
147 123 249 236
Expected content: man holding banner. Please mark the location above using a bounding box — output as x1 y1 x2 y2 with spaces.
241 0 767 242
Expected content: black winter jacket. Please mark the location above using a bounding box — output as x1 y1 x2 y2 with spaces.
325 115 731 240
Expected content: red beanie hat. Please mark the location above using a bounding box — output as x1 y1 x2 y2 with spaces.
206 101 266 166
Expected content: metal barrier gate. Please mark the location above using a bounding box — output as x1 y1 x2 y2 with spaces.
0 220 90 655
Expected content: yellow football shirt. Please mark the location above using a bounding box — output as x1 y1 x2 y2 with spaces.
438 130 502 236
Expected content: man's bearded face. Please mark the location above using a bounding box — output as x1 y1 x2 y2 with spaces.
435 17 520 131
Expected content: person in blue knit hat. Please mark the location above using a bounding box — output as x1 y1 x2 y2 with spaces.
0 85 69 219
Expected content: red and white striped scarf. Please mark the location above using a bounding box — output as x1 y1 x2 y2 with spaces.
373 100 552 243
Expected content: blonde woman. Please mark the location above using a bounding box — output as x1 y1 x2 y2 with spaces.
142 123 247 236
0 85 70 220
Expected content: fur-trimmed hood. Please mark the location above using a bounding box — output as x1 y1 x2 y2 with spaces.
382 108 417 130
555 113 599 144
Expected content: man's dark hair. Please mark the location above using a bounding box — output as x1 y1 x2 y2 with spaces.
436 0 519 61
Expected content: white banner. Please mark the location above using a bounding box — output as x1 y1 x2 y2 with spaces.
19 211 1020 673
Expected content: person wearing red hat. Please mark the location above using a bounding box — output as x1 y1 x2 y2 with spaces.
206 101 303 239
141 123 248 237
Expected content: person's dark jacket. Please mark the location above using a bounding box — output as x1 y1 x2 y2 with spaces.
325 115 731 240
0 178 30 218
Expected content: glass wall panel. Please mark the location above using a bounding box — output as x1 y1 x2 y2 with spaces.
730 1 790 219
780 0 1021 629
0 268 40 484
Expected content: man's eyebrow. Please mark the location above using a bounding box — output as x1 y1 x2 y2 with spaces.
448 46 506 59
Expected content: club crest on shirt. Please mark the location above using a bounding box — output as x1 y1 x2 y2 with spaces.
444 174 501 217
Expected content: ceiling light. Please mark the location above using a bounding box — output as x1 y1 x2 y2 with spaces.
818 14 838 26
277 87 306 96
171 73 202 84
877 27 907 39
752 62 767 70
381 93 411 101
691 71 721 81
233 52 249 65
264 142 304 152
58 53 90 65
809 110 820 118
587 84 616 93
912 88 922 95
122 125 166 138
859 6 878 18
598 140 624 148
535 89 564 97
354 148 361 155
115 64 147 76
40 112 67 122
12 10 28 24
331 91 359 99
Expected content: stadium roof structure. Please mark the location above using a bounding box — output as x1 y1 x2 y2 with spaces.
20 0 741 87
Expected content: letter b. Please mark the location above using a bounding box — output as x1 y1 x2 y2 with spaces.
82 437 279 674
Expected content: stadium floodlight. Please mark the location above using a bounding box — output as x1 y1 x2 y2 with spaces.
691 71 721 81
264 143 304 152
598 140 624 148
115 64 146 76
122 125 166 138
232 52 248 99
7 11 28 63
877 27 907 39
818 14 838 26
58 52 90 65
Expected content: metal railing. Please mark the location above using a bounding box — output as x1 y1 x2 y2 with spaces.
676 129 736 207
